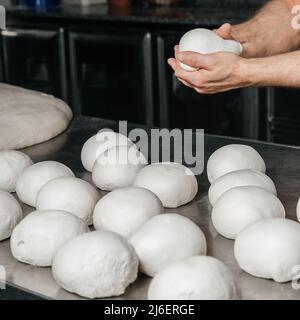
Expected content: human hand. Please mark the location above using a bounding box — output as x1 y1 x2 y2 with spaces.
168 46 251 94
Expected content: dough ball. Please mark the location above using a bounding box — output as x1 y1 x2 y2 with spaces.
148 256 237 300
297 197 300 222
208 169 276 206
81 130 132 172
16 161 74 207
92 145 147 191
52 230 139 299
0 150 33 192
93 187 163 237
36 177 99 225
10 210 88 267
0 190 23 241
234 218 300 282
207 144 266 184
133 162 198 208
129 213 206 277
0 83 72 150
212 186 285 240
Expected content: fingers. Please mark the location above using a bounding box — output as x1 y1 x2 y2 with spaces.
214 23 232 39
168 58 195 88
168 58 176 71
177 51 214 70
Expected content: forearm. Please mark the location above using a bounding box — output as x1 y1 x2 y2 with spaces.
244 50 300 87
232 0 300 58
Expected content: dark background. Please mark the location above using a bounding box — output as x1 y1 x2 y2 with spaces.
1 0 299 146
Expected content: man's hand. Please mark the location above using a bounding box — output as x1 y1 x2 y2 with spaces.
214 23 233 40
168 46 252 94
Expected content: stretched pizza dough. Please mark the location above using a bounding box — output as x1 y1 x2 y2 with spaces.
133 162 198 208
297 197 300 222
0 150 33 192
207 144 266 183
93 187 163 237
36 177 100 225
0 84 72 150
92 145 147 191
208 169 277 206
52 231 139 299
235 218 300 282
16 161 74 207
129 213 207 277
81 130 132 172
10 210 88 267
148 256 238 300
0 190 23 241
212 186 285 239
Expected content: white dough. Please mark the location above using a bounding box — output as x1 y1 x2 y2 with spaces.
208 169 277 206
16 161 74 207
297 197 300 222
0 150 33 192
0 190 23 241
81 130 132 172
93 187 163 237
235 218 300 282
133 162 198 208
0 83 72 150
10 210 88 267
92 145 147 191
212 186 285 240
129 213 206 277
36 177 99 225
179 28 242 71
52 231 139 299
148 256 237 300
207 144 266 184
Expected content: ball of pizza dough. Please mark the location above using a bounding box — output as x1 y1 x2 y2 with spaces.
212 186 285 240
10 210 88 267
92 145 147 191
0 150 33 192
93 187 163 237
148 256 237 300
133 163 198 208
296 197 300 222
81 130 132 172
52 231 139 299
129 213 206 277
235 218 300 282
208 169 276 206
0 190 23 241
207 144 266 184
16 161 74 207
36 177 99 225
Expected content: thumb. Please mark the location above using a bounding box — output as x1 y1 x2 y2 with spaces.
177 51 215 70
214 23 232 39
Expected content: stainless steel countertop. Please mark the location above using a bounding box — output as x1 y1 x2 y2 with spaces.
1 115 300 300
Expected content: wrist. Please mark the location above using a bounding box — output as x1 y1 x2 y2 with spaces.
236 57 259 87
231 23 252 58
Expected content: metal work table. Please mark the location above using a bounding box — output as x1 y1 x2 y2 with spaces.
0 115 299 300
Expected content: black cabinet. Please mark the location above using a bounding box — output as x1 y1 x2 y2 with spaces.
156 32 260 139
266 88 300 145
0 28 67 101
69 29 154 126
